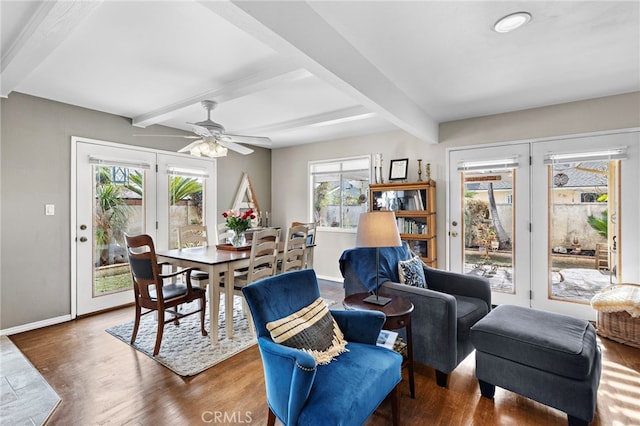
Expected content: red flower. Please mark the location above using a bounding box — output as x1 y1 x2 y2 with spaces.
250 214 256 219
222 212 228 218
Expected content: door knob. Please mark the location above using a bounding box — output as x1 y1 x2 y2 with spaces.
80 224 87 230
450 231 458 237
452 221 458 226
79 236 88 242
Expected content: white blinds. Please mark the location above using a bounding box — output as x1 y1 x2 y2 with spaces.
543 147 627 164
457 157 519 172
88 156 151 169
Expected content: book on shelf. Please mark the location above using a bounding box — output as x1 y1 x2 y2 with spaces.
416 190 424 210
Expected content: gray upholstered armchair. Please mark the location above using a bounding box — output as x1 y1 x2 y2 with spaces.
340 246 491 387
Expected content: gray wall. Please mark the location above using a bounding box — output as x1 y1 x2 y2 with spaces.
271 92 640 281
0 93 270 330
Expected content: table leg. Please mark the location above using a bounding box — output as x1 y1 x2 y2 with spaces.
209 264 220 347
225 263 235 340
406 317 415 398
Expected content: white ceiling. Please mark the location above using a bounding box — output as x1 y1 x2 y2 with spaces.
2 1 639 150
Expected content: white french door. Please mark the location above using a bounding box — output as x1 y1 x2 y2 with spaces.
449 144 531 307
448 131 639 320
73 138 216 316
531 132 640 319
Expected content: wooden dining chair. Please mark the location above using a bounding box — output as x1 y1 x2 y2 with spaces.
238 227 281 285
217 222 234 245
177 224 209 247
177 225 209 287
291 221 318 268
124 234 207 356
280 224 309 273
223 228 280 335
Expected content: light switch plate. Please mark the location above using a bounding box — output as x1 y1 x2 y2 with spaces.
45 204 55 216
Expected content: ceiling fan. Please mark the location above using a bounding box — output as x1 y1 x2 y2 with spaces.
144 100 271 157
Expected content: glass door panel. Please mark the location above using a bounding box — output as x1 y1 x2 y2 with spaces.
156 154 216 251
92 164 147 296
548 159 619 303
463 170 515 294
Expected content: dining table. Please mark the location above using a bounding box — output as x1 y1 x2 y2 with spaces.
156 242 315 346
156 245 251 346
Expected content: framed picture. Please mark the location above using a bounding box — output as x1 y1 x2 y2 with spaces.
389 158 409 181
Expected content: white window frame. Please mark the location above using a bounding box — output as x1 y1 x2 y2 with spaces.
309 155 371 231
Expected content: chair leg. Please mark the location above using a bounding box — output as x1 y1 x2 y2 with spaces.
242 298 256 338
435 370 449 388
267 408 276 426
130 305 142 345
390 384 400 426
200 294 207 336
153 309 165 356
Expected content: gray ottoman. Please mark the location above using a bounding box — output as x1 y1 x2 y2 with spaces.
470 305 601 426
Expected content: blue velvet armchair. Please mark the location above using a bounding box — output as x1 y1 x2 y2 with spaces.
242 269 403 426
340 245 491 388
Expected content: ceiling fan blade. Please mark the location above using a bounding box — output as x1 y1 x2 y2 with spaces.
221 134 272 147
217 139 254 155
187 123 213 138
178 140 203 153
134 134 200 139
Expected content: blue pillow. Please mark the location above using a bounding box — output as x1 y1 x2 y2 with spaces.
398 256 427 288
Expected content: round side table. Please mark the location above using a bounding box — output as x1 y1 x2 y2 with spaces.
343 292 415 398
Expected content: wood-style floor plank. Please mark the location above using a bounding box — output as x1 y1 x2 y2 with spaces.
9 280 640 425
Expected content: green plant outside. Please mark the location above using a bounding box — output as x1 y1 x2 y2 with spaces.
587 209 608 237
127 171 203 204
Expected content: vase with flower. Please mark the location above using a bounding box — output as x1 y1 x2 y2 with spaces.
222 208 256 247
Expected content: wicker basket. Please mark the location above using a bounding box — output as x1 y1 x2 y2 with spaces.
596 310 640 348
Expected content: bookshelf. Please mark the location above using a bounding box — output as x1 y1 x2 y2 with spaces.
369 181 437 267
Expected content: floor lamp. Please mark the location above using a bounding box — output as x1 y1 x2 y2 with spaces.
356 211 402 305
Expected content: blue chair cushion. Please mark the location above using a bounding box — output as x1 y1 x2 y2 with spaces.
470 305 598 380
297 342 402 426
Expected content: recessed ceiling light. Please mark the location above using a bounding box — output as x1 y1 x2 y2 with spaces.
494 12 532 33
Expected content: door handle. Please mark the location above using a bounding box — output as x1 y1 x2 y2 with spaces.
450 231 458 237
79 236 88 242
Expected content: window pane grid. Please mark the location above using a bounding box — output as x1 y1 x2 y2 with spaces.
311 157 370 229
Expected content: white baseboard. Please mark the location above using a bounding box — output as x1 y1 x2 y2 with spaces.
0 315 72 336
316 274 343 283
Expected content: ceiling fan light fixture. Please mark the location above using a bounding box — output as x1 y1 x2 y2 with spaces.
190 140 228 158
494 12 531 33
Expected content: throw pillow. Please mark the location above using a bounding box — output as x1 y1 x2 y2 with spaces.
398 256 428 288
266 297 348 365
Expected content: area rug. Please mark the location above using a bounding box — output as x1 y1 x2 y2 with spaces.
106 295 256 377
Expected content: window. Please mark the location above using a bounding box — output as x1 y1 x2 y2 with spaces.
310 156 370 229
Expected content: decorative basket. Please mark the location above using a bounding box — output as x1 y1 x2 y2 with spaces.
596 310 640 348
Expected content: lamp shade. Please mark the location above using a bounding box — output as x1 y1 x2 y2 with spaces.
356 211 402 248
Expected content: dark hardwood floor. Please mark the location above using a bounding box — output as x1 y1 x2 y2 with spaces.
9 280 640 425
